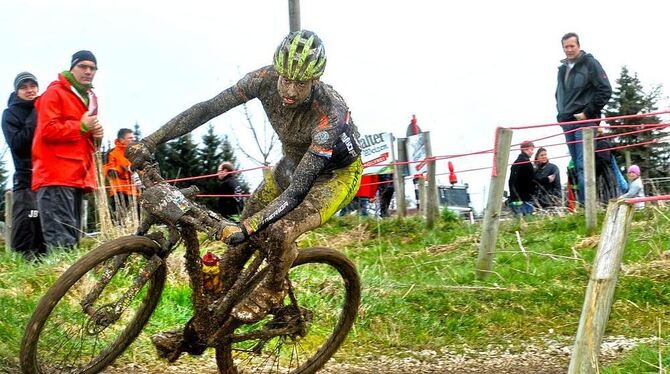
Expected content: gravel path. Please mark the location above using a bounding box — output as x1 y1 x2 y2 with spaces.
101 335 654 373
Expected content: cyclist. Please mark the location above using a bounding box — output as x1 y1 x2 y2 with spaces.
127 30 362 356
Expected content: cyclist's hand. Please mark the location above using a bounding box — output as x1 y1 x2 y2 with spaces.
219 223 248 245
126 141 154 170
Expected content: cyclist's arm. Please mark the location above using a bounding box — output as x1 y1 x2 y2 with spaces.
242 152 327 235
142 67 273 150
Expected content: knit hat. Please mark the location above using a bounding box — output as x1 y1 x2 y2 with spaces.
70 50 97 70
520 140 535 149
13 72 38 92
628 165 640 176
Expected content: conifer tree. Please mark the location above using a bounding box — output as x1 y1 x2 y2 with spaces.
605 66 667 192
196 124 224 210
164 133 201 188
133 121 142 141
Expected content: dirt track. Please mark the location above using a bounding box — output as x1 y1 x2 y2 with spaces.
101 335 652 374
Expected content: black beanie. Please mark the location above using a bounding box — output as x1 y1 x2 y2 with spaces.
70 50 97 70
13 72 38 92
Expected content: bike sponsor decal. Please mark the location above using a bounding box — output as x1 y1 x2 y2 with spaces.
261 200 290 227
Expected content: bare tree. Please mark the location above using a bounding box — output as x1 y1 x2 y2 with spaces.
236 102 280 166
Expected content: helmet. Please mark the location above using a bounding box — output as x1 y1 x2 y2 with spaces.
273 30 326 81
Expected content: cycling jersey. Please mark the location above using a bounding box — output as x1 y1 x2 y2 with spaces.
142 66 362 234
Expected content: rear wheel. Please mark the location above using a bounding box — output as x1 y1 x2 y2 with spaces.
216 247 361 373
20 236 166 374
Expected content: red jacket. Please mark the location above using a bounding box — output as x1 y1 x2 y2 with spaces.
32 73 98 192
103 139 138 197
356 174 379 199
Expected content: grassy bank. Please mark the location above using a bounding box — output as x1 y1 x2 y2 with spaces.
1 207 669 372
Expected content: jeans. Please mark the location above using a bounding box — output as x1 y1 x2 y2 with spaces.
562 125 585 204
610 157 628 193
510 201 534 216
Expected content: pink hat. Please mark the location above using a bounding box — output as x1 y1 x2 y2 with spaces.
628 165 640 176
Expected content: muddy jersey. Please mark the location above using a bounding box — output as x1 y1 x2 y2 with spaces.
142 65 361 234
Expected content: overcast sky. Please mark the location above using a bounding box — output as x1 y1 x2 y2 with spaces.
2 0 669 212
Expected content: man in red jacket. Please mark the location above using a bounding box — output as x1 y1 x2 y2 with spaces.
32 50 104 250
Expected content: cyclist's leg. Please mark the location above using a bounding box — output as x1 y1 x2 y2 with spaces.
232 159 362 322
219 168 281 291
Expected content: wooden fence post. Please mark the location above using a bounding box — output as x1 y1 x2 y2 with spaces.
568 200 635 373
418 177 426 216
624 150 632 170
393 138 407 218
475 128 513 280
424 132 440 228
4 190 12 252
583 128 597 233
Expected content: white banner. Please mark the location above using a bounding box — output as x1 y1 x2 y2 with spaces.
358 132 394 175
406 133 427 176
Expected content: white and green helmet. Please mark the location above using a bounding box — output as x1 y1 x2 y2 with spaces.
273 30 326 81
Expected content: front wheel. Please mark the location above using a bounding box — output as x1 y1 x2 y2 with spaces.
20 236 166 374
216 247 361 374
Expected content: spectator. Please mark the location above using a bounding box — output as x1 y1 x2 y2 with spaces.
508 140 536 216
32 50 104 250
103 128 140 222
555 32 612 205
594 136 625 205
377 173 394 217
216 161 245 220
620 165 645 209
1 72 46 260
533 147 561 208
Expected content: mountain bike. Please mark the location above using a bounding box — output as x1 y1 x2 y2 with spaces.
20 161 361 374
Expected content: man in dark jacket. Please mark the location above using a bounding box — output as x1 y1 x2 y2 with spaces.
555 32 612 205
216 161 245 220
532 147 561 208
508 140 535 216
1 72 46 260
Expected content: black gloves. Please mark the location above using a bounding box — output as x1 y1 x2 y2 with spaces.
219 223 249 245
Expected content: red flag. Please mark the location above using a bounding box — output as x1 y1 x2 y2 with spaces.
448 161 457 185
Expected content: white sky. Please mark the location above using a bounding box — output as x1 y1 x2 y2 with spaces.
2 0 669 212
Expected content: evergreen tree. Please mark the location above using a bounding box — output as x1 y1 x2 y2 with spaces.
196 124 224 210
164 133 201 188
605 66 668 192
133 121 142 141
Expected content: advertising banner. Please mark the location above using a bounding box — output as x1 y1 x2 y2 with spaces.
358 132 394 175
406 133 427 176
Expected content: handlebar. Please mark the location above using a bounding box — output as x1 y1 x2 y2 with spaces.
136 162 235 239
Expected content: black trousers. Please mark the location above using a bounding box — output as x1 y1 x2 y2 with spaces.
36 186 83 250
11 188 46 258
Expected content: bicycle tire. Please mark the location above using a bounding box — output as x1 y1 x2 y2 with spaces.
20 235 166 374
216 246 361 373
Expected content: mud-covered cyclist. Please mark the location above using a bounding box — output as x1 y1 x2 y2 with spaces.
127 30 362 358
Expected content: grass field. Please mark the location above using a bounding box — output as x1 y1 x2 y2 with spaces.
1 206 669 372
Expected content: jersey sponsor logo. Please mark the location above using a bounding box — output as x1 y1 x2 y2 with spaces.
314 131 330 145
340 133 357 157
310 144 333 158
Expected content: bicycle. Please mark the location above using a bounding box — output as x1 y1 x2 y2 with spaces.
20 161 361 374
